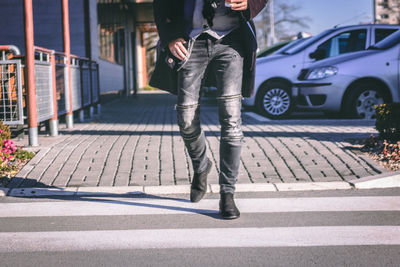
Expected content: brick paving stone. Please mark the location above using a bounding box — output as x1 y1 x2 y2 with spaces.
9 91 392 189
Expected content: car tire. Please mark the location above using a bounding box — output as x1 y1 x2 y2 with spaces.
343 82 390 119
256 82 293 119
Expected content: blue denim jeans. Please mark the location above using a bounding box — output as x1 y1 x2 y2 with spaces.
176 29 244 194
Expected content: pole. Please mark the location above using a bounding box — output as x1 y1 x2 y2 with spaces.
23 0 38 146
62 0 73 128
269 0 275 45
49 52 58 136
372 0 376 24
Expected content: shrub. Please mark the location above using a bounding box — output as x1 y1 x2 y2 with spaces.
0 121 11 140
375 103 400 141
0 122 34 179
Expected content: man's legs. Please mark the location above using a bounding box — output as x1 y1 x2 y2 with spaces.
211 29 244 219
212 30 244 195
177 39 211 202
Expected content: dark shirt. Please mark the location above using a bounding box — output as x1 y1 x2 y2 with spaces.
190 0 240 40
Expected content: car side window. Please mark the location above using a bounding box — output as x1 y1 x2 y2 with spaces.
316 29 367 60
375 28 398 43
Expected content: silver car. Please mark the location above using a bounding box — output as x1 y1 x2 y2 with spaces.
242 24 400 118
293 29 400 119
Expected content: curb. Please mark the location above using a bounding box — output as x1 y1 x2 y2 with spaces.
0 188 9 197
2 172 400 197
349 171 400 189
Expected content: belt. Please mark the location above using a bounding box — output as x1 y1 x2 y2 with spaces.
196 28 241 43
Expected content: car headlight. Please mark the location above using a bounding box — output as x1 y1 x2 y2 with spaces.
307 66 338 80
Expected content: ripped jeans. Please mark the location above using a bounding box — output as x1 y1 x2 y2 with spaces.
176 29 243 194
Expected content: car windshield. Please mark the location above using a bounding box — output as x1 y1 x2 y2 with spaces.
283 29 336 55
275 37 311 54
373 29 400 50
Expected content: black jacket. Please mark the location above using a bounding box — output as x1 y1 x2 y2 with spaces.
150 0 267 97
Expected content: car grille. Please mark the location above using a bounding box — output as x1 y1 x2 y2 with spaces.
298 69 309 80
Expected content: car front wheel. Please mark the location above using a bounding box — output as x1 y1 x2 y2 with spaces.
256 82 292 119
343 82 390 119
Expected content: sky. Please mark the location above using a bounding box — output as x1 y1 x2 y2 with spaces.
260 0 374 36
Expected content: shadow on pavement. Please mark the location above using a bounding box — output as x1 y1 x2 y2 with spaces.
90 93 376 127
4 179 224 220
57 129 372 142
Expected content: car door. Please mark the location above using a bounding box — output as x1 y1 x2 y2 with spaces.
302 28 369 66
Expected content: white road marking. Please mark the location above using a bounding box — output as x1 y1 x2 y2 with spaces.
243 112 271 122
1 196 399 217
1 226 399 252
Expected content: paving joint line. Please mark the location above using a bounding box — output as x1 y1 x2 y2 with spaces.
64 123 116 187
245 124 292 182
337 140 383 175
270 128 314 181
96 122 135 186
332 140 377 176
282 125 347 182
129 105 156 185
10 123 98 188
44 128 102 186
112 105 149 186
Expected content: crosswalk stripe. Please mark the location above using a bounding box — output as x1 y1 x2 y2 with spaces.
1 226 399 252
1 196 399 217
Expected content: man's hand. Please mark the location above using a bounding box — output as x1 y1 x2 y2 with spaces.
230 0 248 11
168 38 188 61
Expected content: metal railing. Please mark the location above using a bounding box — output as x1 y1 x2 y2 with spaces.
0 45 24 125
0 45 101 141
34 47 55 123
80 59 92 107
91 62 100 104
54 52 70 116
70 56 82 111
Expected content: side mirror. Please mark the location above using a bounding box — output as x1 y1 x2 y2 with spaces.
309 48 327 60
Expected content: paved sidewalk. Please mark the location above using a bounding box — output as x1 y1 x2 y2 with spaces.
5 91 391 191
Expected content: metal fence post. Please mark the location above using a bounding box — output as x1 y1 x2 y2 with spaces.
24 0 38 146
89 61 94 119
62 0 73 128
49 51 58 136
79 60 86 121
96 63 101 116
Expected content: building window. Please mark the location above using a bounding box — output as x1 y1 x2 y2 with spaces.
381 14 389 19
97 1 125 65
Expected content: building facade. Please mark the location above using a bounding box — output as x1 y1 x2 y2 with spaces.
0 0 156 95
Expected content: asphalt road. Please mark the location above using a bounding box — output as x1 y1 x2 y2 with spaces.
1 188 399 267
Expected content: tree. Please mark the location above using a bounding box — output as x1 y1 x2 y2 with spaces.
254 1 311 50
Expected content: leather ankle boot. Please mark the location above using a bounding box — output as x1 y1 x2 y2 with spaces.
190 159 212 203
219 192 240 219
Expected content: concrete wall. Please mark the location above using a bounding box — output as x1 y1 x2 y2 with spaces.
91 0 125 93
0 1 24 51
0 0 125 93
98 59 124 93
0 0 85 57
69 0 87 57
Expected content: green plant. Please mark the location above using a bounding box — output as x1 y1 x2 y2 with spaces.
14 148 34 161
0 121 11 140
0 122 35 179
375 103 400 141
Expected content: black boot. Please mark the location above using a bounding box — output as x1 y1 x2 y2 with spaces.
219 193 240 219
190 159 212 203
